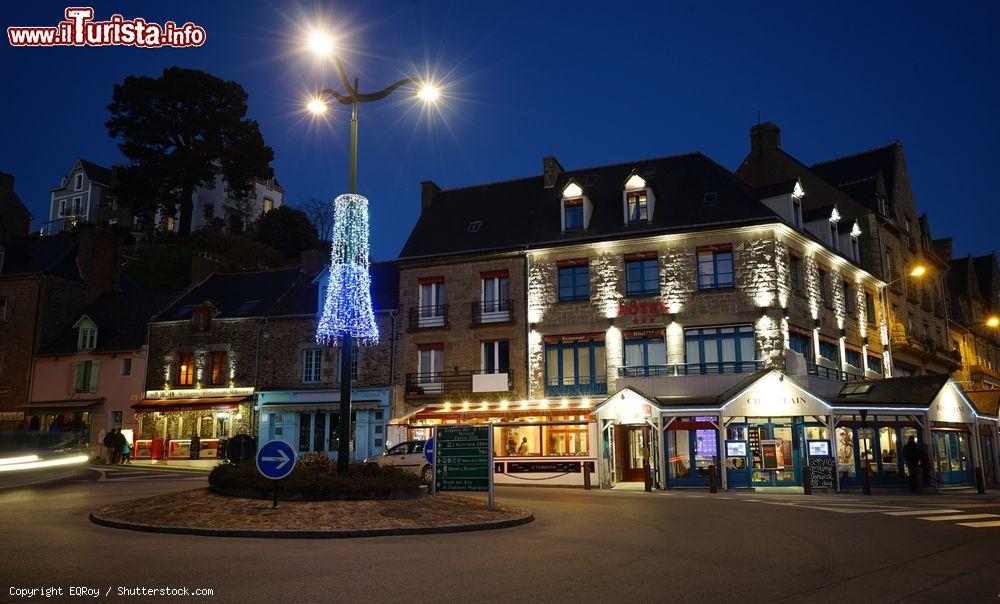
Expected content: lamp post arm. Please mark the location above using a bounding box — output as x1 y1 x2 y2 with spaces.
356 77 422 103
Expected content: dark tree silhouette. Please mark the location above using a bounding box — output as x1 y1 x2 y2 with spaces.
255 205 318 257
106 67 274 237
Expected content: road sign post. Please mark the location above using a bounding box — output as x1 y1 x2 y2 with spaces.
432 424 494 511
255 439 297 509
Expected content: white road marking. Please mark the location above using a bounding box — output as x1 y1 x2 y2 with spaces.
956 520 1000 528
918 513 1000 522
884 508 962 516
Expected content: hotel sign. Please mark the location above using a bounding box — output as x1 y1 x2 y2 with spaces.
617 300 669 325
144 387 254 399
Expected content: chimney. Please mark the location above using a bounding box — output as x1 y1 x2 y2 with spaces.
190 253 222 285
750 122 781 155
76 225 120 294
299 249 326 275
543 156 564 189
421 180 441 213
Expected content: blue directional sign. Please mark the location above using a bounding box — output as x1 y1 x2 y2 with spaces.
423 438 434 464
255 439 296 480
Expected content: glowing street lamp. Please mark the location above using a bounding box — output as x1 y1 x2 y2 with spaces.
909 265 927 278
987 316 1000 329
304 28 441 475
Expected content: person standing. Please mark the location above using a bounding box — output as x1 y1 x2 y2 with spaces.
102 430 115 464
121 438 132 465
114 429 127 464
902 435 921 493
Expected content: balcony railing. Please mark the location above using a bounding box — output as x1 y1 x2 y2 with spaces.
617 360 765 378
472 299 513 324
408 305 449 330
40 215 84 236
806 362 865 382
405 370 510 396
545 376 608 398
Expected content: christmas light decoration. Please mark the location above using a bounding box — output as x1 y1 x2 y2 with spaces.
316 193 379 346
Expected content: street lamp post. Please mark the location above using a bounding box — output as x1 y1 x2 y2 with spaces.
307 33 438 474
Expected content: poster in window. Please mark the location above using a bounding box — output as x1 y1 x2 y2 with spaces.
725 440 747 458
807 440 831 457
761 440 781 469
748 426 762 468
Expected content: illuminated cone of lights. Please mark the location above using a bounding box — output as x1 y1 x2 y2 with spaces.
316 193 379 346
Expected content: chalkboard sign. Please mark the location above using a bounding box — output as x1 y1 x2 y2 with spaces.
189 435 201 460
808 456 835 488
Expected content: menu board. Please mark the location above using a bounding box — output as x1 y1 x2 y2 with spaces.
748 427 763 469
725 440 747 458
189 436 201 460
808 456 835 488
807 440 830 457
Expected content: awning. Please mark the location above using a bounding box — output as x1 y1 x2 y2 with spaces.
19 398 103 410
133 396 247 413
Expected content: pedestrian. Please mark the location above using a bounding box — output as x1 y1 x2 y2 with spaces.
517 437 529 456
902 435 921 493
920 443 933 490
102 429 115 464
121 438 132 465
114 429 127 464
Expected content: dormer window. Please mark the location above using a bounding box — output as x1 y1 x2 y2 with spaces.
561 181 589 232
791 181 804 230
829 207 841 251
193 307 212 332
850 222 863 262
622 173 655 225
78 326 97 350
74 173 83 191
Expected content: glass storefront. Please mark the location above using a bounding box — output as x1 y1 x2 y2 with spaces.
665 417 719 486
494 423 590 457
836 422 919 485
932 430 973 486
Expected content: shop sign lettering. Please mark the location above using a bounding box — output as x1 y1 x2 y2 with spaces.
617 300 668 325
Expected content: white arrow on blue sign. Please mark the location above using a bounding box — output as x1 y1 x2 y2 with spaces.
256 439 297 480
423 438 434 464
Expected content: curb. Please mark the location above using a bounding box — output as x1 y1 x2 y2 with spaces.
89 509 534 539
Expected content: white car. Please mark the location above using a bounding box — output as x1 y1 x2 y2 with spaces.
366 440 431 483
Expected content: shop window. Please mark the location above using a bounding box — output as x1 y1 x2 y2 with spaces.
545 424 589 456
544 340 606 396
74 360 99 393
481 340 509 374
623 337 666 375
684 326 755 373
625 258 659 296
788 331 813 361
298 414 312 452
177 352 194 387
789 255 802 294
313 412 327 452
836 427 856 478
697 246 734 290
301 348 322 383
819 340 839 364
626 191 648 224
496 425 541 457
557 264 590 301
878 427 899 476
208 351 227 386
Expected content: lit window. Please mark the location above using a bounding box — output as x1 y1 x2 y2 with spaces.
558 263 589 301
177 352 194 387
262 197 274 214
208 351 227 386
697 246 734 290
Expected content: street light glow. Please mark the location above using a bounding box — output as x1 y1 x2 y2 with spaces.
308 31 334 56
307 98 328 114
417 83 440 103
909 265 927 277
987 316 1000 328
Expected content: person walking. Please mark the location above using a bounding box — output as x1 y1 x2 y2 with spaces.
121 438 132 465
102 429 115 464
114 429 127 464
902 435 921 493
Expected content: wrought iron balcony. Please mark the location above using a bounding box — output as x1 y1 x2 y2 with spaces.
545 376 608 398
404 370 511 396
617 360 765 378
408 305 449 330
472 299 513 324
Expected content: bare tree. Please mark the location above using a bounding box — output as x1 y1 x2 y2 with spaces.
299 197 335 242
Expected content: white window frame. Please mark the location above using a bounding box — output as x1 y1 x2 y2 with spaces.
417 348 443 392
71 196 82 216
74 173 83 191
418 281 445 327
301 348 322 384
480 275 509 322
78 327 97 350
481 340 509 374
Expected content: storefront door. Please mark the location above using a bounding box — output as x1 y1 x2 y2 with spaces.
666 419 718 487
618 425 649 482
933 430 973 486
749 420 800 487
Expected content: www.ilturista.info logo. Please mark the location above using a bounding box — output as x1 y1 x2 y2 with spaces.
7 7 206 48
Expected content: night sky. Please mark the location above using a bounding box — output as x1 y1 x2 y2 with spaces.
3 1 998 261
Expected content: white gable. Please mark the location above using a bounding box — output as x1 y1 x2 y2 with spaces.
721 370 830 417
927 381 978 423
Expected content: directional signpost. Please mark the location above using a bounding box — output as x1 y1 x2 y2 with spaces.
433 425 493 510
256 439 297 508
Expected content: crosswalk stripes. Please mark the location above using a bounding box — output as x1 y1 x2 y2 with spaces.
880 507 1000 528
956 520 1000 528
917 513 1000 522
884 508 961 516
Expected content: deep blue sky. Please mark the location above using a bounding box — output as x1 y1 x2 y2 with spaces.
3 1 998 261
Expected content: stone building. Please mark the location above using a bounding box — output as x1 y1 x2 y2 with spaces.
737 123 959 377
944 249 1000 390
0 227 119 428
392 151 890 490
138 268 306 466
256 261 400 463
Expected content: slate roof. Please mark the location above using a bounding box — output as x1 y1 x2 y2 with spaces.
272 261 399 316
826 374 950 407
400 153 779 259
40 288 179 355
78 159 113 187
811 143 898 205
750 179 798 200
154 268 305 322
0 232 80 280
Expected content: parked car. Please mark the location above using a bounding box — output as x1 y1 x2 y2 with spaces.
365 440 431 483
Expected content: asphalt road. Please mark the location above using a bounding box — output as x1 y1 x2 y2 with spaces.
2 466 999 603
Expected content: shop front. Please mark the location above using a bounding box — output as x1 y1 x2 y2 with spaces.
831 420 921 488
256 388 390 462
17 399 101 452
391 401 598 487
593 388 664 488
132 388 254 467
925 382 990 488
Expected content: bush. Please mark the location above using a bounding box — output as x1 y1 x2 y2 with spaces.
209 459 423 501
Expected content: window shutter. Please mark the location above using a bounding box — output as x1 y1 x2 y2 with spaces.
75 362 86 391
89 360 100 392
